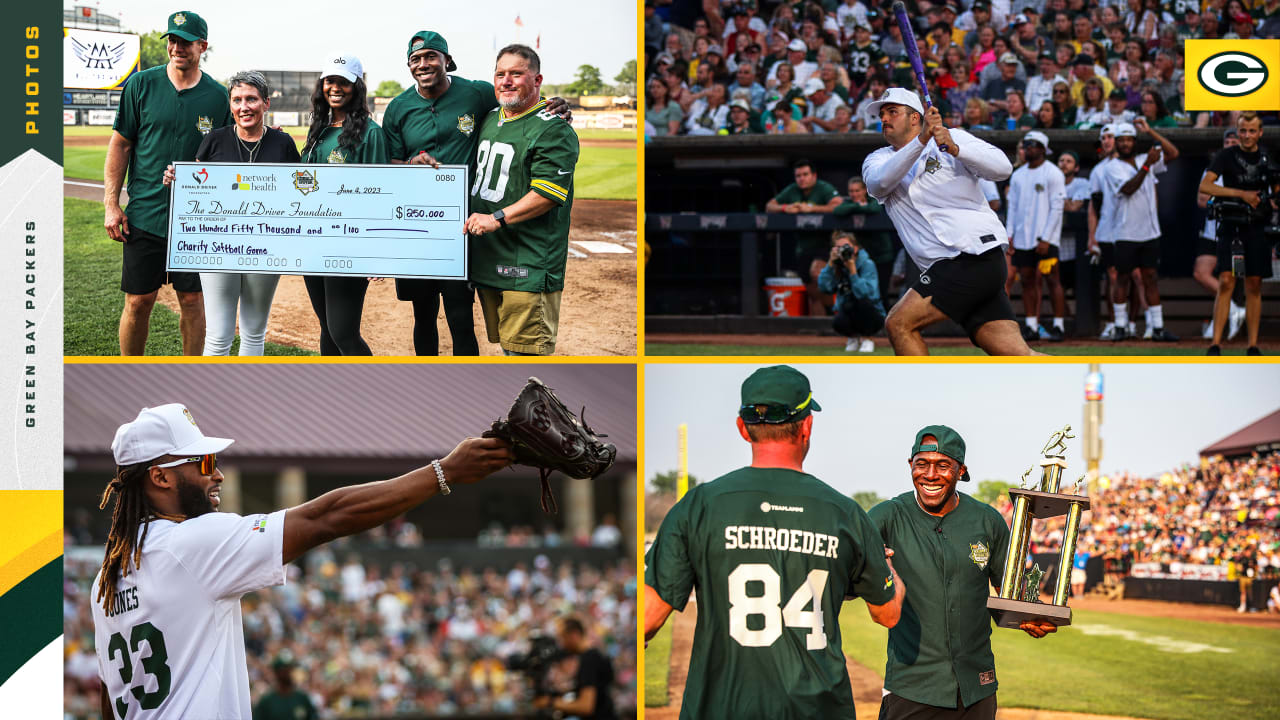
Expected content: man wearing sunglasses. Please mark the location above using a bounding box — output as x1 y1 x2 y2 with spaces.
644 366 905 719
91 403 513 720
868 426 1056 720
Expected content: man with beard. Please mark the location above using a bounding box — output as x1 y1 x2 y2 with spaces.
1006 131 1067 342
868 426 1057 720
383 32 571 356
464 45 579 355
861 88 1035 355
1098 119 1180 341
91 403 512 719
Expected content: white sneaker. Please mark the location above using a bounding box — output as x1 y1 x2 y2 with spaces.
1202 319 1215 340
845 337 860 352
1099 323 1116 340
1229 304 1246 340
1128 322 1137 336
1142 325 1154 340
858 338 875 353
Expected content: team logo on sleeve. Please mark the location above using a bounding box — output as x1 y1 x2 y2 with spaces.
969 541 990 569
884 575 894 590
250 517 268 533
458 113 475 136
196 116 213 134
293 170 318 195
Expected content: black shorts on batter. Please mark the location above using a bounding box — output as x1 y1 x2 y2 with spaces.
1012 244 1060 269
1113 239 1160 273
912 246 1016 336
120 227 201 295
879 692 997 720
1215 222 1275 278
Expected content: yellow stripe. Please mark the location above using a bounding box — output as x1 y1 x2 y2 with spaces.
0 528 62 599
531 179 567 200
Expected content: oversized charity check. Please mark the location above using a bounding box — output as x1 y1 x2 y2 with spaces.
165 162 468 279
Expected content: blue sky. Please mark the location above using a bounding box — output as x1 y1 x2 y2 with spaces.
93 0 636 86
645 363 1280 498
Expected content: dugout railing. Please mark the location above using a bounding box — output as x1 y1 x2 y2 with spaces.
646 128 1280 339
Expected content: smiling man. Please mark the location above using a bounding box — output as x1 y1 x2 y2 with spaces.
868 425 1056 720
91 403 513 719
105 10 231 356
463 44 579 356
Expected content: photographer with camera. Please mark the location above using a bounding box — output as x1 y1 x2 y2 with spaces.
1199 113 1278 356
531 616 617 720
818 230 885 352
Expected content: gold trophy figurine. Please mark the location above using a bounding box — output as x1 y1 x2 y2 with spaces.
987 425 1092 629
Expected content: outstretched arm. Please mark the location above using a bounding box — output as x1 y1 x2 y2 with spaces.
863 141 927 200
282 437 513 563
645 584 676 641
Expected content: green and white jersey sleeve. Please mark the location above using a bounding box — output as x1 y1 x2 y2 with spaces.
468 100 580 293
645 467 895 720
91 510 287 719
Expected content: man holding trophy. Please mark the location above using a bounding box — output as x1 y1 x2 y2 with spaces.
869 426 1061 720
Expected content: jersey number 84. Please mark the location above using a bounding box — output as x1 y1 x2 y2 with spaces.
728 565 830 650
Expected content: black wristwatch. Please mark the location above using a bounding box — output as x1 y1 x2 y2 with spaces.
493 208 508 227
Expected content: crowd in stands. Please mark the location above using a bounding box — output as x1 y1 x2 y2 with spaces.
644 0 1280 140
64 534 636 718
1000 451 1280 581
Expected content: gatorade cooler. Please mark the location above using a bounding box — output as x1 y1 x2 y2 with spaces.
764 277 806 317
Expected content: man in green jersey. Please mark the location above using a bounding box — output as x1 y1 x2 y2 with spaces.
105 10 231 355
464 45 579 356
644 366 906 720
868 426 1056 720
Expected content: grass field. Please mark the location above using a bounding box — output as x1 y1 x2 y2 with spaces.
644 342 1236 356
837 602 1280 720
64 128 635 200
64 197 315 356
645 622 674 707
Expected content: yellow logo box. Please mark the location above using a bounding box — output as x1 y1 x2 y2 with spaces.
1186 40 1280 111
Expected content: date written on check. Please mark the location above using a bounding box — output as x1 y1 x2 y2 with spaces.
166 162 469 279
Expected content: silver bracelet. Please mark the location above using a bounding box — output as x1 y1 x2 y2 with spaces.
431 459 451 496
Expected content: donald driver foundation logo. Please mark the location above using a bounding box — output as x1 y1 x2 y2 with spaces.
1186 40 1280 110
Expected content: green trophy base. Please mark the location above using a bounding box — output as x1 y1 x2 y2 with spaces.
987 596 1073 629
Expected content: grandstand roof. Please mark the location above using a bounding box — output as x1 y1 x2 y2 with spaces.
1200 408 1280 458
65 364 636 466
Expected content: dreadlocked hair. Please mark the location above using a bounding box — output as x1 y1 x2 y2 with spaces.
96 462 159 615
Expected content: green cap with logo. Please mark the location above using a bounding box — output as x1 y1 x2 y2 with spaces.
910 424 971 481
739 365 821 424
407 30 457 71
163 11 208 42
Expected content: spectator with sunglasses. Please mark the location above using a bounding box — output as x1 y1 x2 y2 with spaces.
645 365 904 720
91 403 513 720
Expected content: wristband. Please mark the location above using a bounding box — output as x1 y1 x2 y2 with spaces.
431 459 451 496
1141 165 1150 173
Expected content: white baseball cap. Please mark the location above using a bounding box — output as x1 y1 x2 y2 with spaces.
321 53 364 83
803 77 826 96
1099 123 1116 139
112 404 234 466
1022 129 1053 154
787 38 807 52
1113 122 1137 137
864 87 925 119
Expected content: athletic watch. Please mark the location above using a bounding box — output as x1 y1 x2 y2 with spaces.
492 208 508 227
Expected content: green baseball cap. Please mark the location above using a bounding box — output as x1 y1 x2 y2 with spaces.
162 11 208 42
407 31 457 71
910 425 971 481
739 365 821 424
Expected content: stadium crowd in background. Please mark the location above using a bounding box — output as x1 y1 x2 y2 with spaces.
63 532 636 719
645 0 1280 348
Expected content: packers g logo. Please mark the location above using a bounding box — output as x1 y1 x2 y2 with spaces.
1198 51 1268 97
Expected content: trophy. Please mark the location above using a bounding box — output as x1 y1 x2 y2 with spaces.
987 425 1091 629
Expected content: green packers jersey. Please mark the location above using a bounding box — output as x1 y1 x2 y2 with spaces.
645 467 896 720
469 99 579 293
113 65 233 236
300 121 389 165
382 77 497 164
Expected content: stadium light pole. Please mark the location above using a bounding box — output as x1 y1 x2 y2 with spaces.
678 424 688 500
1083 364 1104 495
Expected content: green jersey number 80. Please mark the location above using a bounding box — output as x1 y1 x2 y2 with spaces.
472 140 515 202
728 564 829 650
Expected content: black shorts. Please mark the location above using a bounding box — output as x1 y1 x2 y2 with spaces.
1099 242 1115 269
878 692 997 720
1215 223 1275 278
913 246 1016 336
1113 239 1160 273
1011 244 1059 269
120 227 201 295
1195 235 1217 258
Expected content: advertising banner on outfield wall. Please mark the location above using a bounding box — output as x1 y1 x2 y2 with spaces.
63 28 139 89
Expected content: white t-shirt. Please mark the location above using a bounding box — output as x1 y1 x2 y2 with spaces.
92 510 288 720
1024 74 1067 115
768 60 818 87
1088 158 1117 244
1101 154 1167 242
807 93 845 133
863 129 1014 271
1006 161 1066 250
1062 176 1092 261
